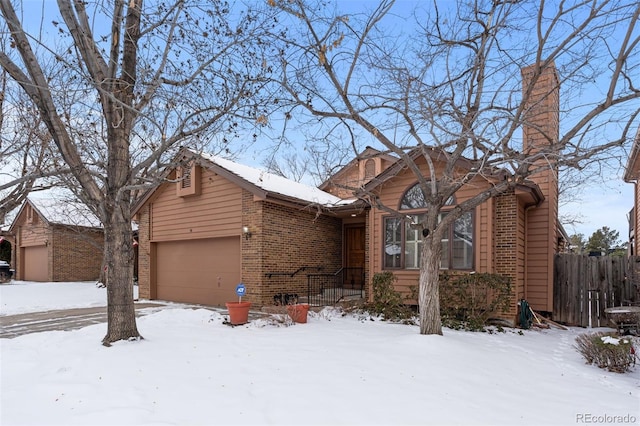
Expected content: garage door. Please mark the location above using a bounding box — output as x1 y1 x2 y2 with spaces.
155 237 241 307
24 245 48 282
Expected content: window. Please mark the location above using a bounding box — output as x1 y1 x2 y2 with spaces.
383 183 474 270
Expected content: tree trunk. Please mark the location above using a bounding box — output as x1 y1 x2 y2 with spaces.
419 235 443 335
101 206 141 346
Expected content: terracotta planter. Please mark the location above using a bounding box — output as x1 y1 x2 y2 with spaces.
287 303 310 324
225 301 252 325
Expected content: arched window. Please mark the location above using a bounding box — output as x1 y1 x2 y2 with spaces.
400 183 455 210
384 182 473 270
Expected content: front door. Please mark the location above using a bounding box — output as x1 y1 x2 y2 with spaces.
345 225 365 289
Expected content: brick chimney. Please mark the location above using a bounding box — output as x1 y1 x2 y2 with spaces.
521 63 560 314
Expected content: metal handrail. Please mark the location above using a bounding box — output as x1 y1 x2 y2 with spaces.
306 267 365 306
264 266 323 279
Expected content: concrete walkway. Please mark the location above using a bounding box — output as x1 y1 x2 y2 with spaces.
0 303 167 339
0 302 272 338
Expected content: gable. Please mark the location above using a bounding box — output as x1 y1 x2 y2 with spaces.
373 155 493 209
9 201 45 233
147 166 243 241
319 147 398 198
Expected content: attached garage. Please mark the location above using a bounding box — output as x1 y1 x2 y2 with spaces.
154 237 241 307
23 245 48 282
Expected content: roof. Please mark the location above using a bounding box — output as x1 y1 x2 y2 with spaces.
197 151 349 207
623 127 640 182
365 148 544 205
359 146 489 193
132 148 356 216
9 196 102 231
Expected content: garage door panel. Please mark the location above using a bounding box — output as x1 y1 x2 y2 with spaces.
155 237 241 307
24 245 48 282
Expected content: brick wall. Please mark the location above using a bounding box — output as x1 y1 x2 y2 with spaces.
136 205 151 299
51 225 103 282
240 190 262 304
493 190 520 321
245 195 343 306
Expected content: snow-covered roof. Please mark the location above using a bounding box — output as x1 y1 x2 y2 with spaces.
198 151 353 207
28 197 102 228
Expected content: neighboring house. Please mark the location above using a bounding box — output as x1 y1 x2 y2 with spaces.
624 128 640 256
134 64 566 324
9 196 103 282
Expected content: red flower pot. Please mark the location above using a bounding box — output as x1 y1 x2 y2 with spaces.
287 303 310 324
225 301 252 325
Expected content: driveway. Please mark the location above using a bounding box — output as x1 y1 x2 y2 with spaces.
0 303 168 339
0 302 271 338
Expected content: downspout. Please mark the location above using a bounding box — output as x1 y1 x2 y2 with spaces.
523 204 537 301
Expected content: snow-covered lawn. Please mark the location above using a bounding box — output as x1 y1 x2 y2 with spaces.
1 280 638 426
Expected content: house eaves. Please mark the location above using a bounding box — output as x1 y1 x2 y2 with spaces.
623 128 640 182
514 182 545 207
360 146 499 194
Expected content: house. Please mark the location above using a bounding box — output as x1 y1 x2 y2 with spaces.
624 128 640 256
134 63 566 324
9 196 104 282
133 151 363 307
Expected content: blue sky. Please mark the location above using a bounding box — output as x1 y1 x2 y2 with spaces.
5 0 637 243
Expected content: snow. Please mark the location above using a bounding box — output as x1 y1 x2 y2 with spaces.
1 281 639 426
28 196 102 229
197 150 351 207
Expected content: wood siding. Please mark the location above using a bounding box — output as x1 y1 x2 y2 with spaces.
634 182 639 255
14 205 49 281
521 64 560 313
324 156 397 199
150 167 243 242
369 157 494 299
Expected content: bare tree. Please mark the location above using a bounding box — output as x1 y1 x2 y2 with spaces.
271 0 640 334
0 66 62 225
0 24 59 225
0 0 277 345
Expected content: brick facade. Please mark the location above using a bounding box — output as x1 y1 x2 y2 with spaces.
493 190 521 320
244 193 343 306
50 225 103 281
12 221 103 282
136 204 151 299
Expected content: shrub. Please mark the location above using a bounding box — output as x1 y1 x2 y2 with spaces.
439 272 512 331
575 332 637 373
365 272 415 322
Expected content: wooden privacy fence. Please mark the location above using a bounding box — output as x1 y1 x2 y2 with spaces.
553 255 639 327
